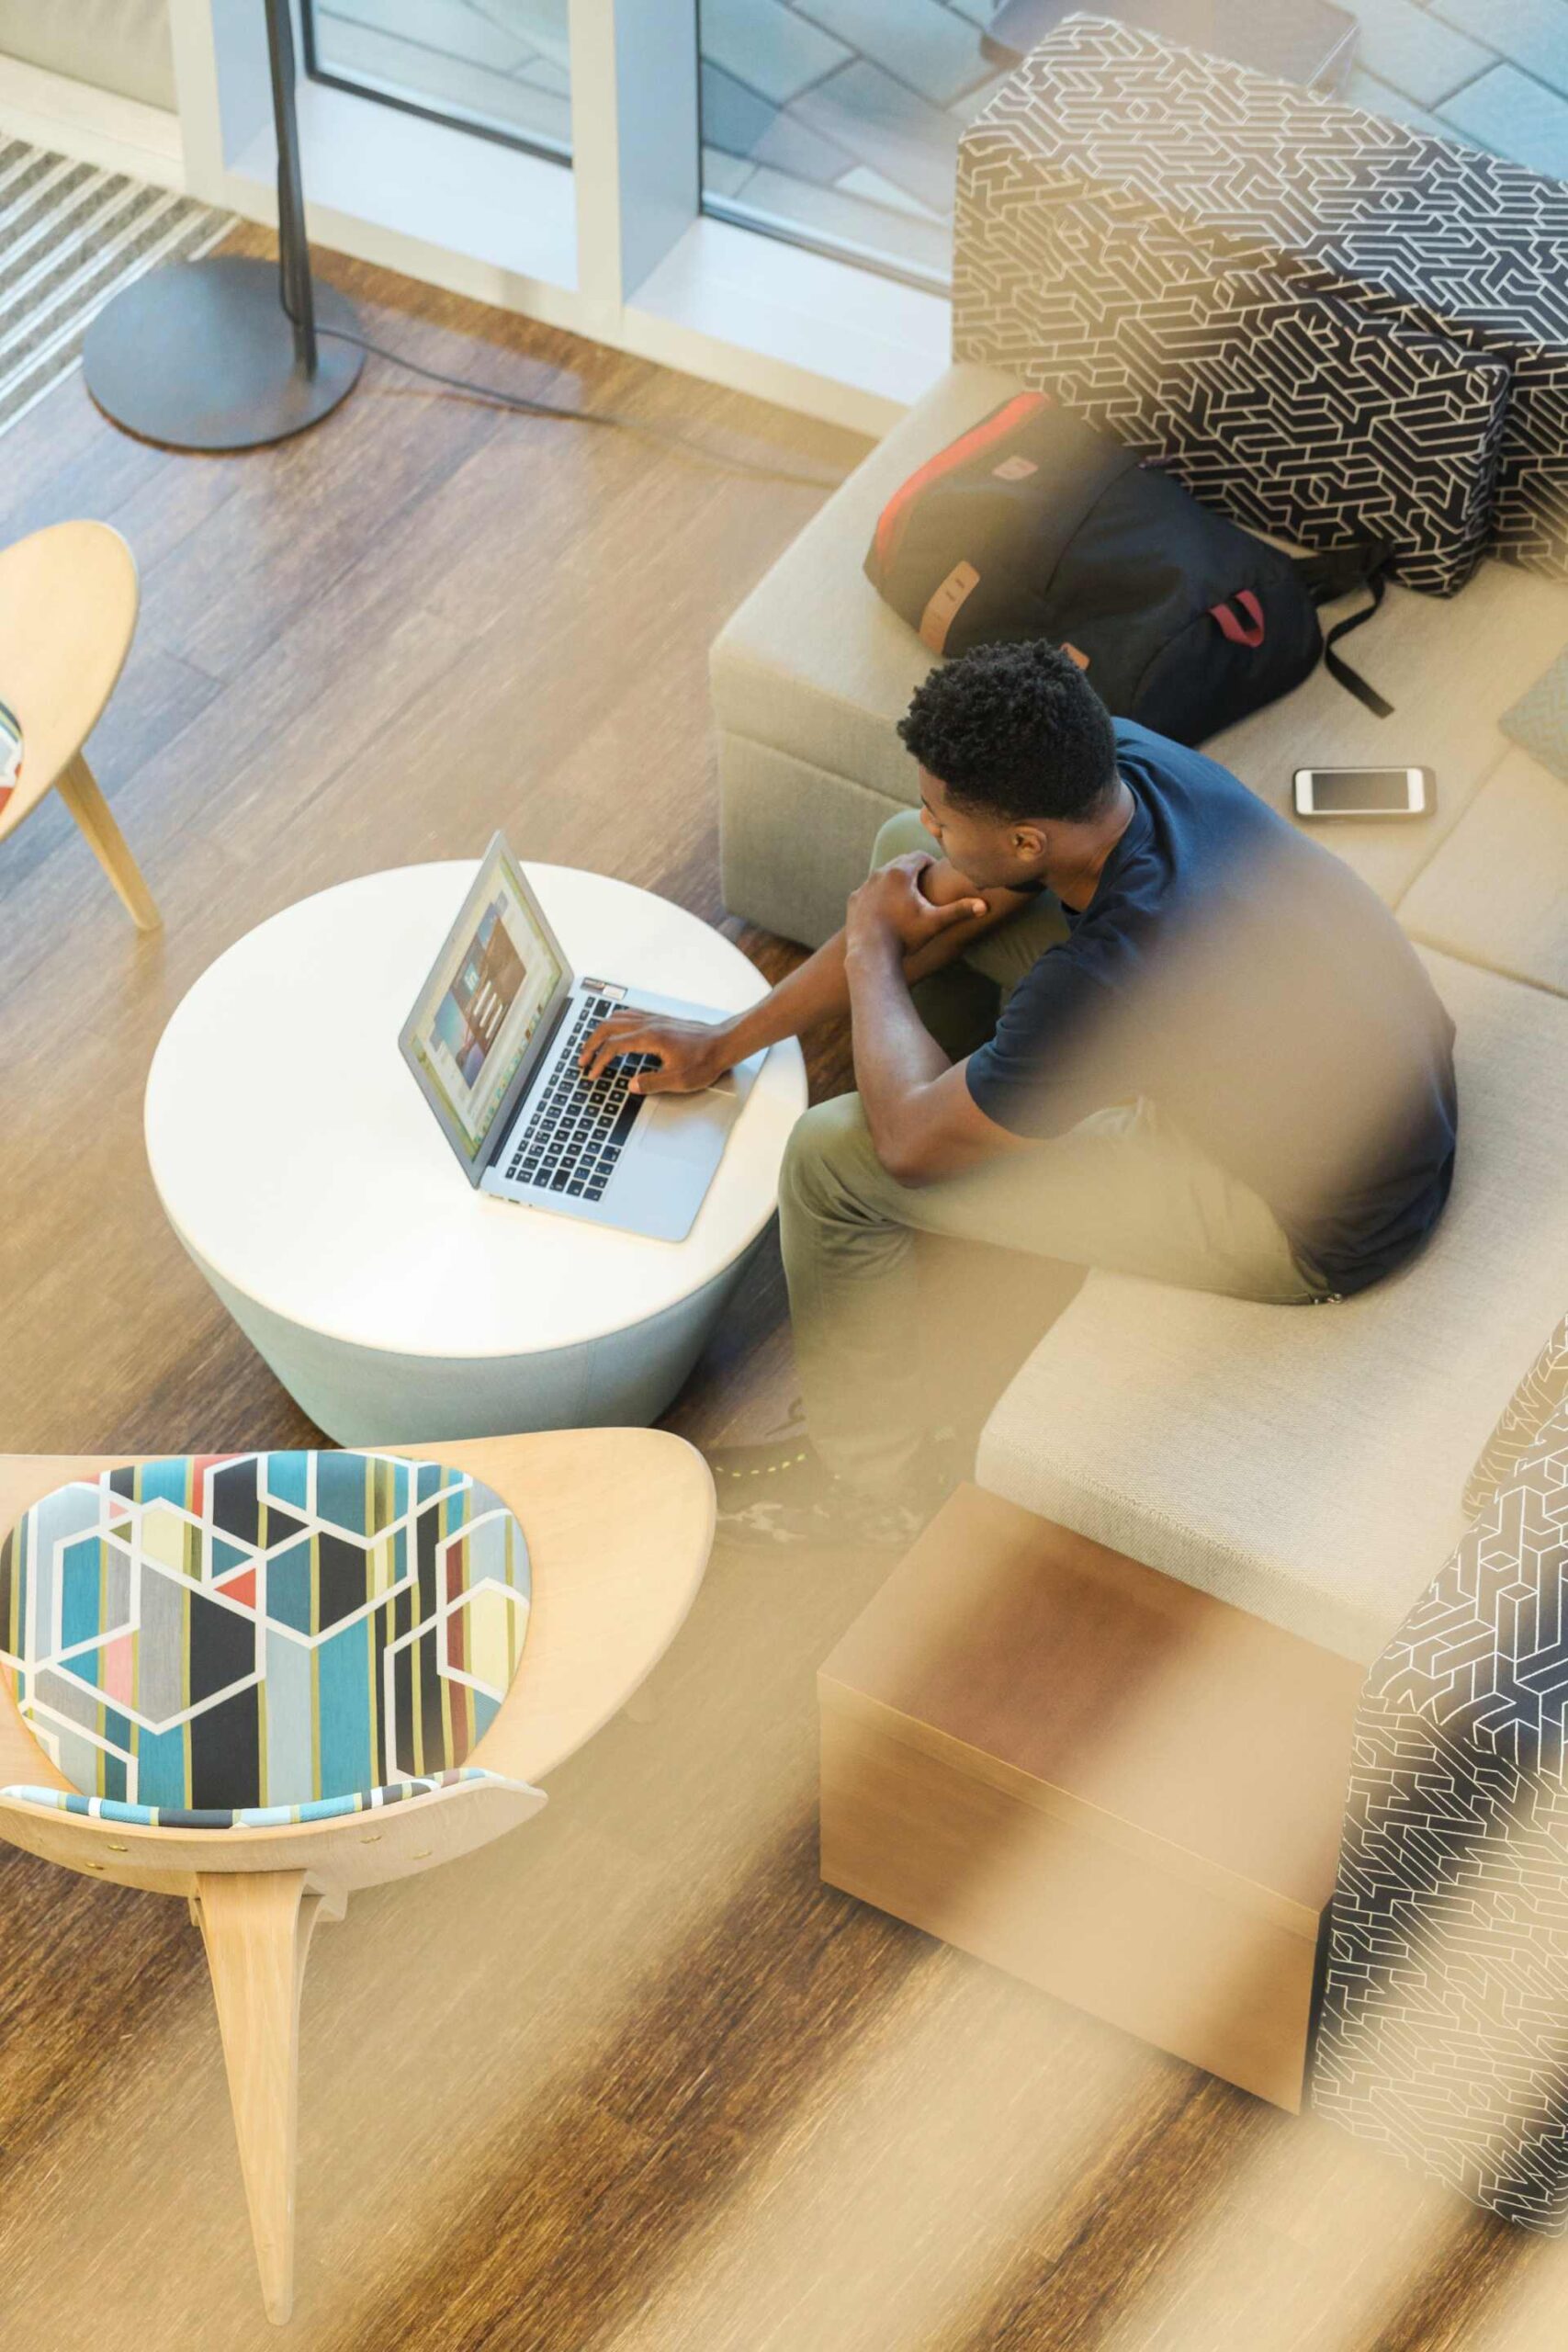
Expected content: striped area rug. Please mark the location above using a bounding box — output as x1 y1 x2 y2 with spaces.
0 137 231 438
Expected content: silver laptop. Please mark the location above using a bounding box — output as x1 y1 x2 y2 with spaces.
399 833 762 1242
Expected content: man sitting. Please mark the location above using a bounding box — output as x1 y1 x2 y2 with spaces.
581 642 1459 1546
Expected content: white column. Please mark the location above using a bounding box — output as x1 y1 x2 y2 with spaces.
171 0 276 199
570 0 700 332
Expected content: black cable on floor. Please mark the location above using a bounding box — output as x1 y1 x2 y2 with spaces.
280 288 849 491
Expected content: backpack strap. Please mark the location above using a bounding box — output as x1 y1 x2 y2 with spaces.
1292 540 1390 603
1322 582 1393 721
1292 541 1394 720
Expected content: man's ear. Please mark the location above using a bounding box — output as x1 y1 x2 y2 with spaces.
1010 823 1048 866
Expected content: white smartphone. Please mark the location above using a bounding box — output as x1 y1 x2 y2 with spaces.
1292 765 1434 820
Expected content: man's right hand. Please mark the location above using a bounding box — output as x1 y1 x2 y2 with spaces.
578 1009 734 1095
849 852 989 959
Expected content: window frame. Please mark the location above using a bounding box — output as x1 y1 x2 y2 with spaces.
169 0 951 432
299 0 574 170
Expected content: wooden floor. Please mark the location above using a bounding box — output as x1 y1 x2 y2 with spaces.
0 231 1562 2348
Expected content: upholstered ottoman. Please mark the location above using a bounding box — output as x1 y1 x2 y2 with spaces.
0 1450 536 1826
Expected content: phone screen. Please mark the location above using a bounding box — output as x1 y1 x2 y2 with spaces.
1305 768 1413 813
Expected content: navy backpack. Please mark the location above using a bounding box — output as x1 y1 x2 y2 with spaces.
864 391 1390 743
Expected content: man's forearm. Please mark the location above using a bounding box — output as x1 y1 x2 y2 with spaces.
845 926 949 1168
708 871 1012 1071
709 930 855 1069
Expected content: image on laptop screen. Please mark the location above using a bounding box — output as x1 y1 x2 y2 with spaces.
404 841 566 1164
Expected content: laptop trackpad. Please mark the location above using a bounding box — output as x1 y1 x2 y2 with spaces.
638 1091 733 1166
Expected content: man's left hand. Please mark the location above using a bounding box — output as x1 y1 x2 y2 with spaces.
846 853 986 958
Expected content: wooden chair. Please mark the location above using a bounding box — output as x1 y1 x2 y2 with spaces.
0 520 160 929
0 1429 714 2324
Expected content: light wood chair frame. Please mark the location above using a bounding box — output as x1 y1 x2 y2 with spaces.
0 1429 715 2324
0 520 160 930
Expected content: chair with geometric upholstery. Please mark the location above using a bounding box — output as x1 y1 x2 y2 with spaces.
0 1427 714 2324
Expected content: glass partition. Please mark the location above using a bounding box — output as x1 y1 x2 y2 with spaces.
303 0 572 157
696 0 1010 287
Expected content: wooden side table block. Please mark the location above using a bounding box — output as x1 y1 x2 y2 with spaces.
818 1486 1363 2109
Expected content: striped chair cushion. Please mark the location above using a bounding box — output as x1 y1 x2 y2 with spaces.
0 1452 532 1828
0 695 20 819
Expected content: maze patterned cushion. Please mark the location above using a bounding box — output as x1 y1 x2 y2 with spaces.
0 1453 532 1828
954 17 1568 585
1463 1312 1568 1522
1502 651 1568 788
1314 1396 1568 2230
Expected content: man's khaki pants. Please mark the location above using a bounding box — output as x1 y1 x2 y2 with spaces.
779 810 1329 1500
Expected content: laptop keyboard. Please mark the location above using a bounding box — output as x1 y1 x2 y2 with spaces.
502 996 658 1204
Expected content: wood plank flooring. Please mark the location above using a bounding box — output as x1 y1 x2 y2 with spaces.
1 230 1562 2348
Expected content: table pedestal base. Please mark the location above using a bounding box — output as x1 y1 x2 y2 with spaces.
194 1238 763 1443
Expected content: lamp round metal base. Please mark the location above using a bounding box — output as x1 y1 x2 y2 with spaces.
83 255 364 452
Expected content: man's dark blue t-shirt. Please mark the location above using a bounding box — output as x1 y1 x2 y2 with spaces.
964 719 1458 1295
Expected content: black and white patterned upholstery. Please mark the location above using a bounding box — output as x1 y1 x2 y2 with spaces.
1464 1314 1568 1522
953 15 1568 591
1313 1396 1568 2233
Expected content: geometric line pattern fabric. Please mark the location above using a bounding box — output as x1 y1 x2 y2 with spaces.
0 1453 531 1823
1313 1396 1568 2232
953 17 1568 588
1464 1313 1568 1524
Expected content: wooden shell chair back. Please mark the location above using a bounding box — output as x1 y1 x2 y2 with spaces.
0 1429 714 2324
0 520 160 929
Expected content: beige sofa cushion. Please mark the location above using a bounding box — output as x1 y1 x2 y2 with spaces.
1212 565 1568 909
1398 747 1568 999
713 361 1568 910
976 950 1568 1665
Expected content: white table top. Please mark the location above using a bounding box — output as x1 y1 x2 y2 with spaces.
145 862 807 1361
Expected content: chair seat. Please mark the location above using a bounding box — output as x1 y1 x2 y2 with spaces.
0 1765 503 1831
0 1452 532 1817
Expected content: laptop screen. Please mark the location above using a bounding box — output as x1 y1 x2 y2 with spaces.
400 836 569 1170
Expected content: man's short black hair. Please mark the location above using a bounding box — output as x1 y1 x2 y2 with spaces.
897 640 1119 823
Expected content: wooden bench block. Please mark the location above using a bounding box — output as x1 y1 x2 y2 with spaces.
818 1485 1364 2109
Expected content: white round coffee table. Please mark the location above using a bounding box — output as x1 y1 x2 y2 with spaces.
144 862 807 1443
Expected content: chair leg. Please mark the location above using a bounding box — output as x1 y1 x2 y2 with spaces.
195 1871 330 2325
54 751 161 932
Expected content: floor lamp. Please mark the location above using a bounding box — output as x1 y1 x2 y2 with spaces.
83 0 363 450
